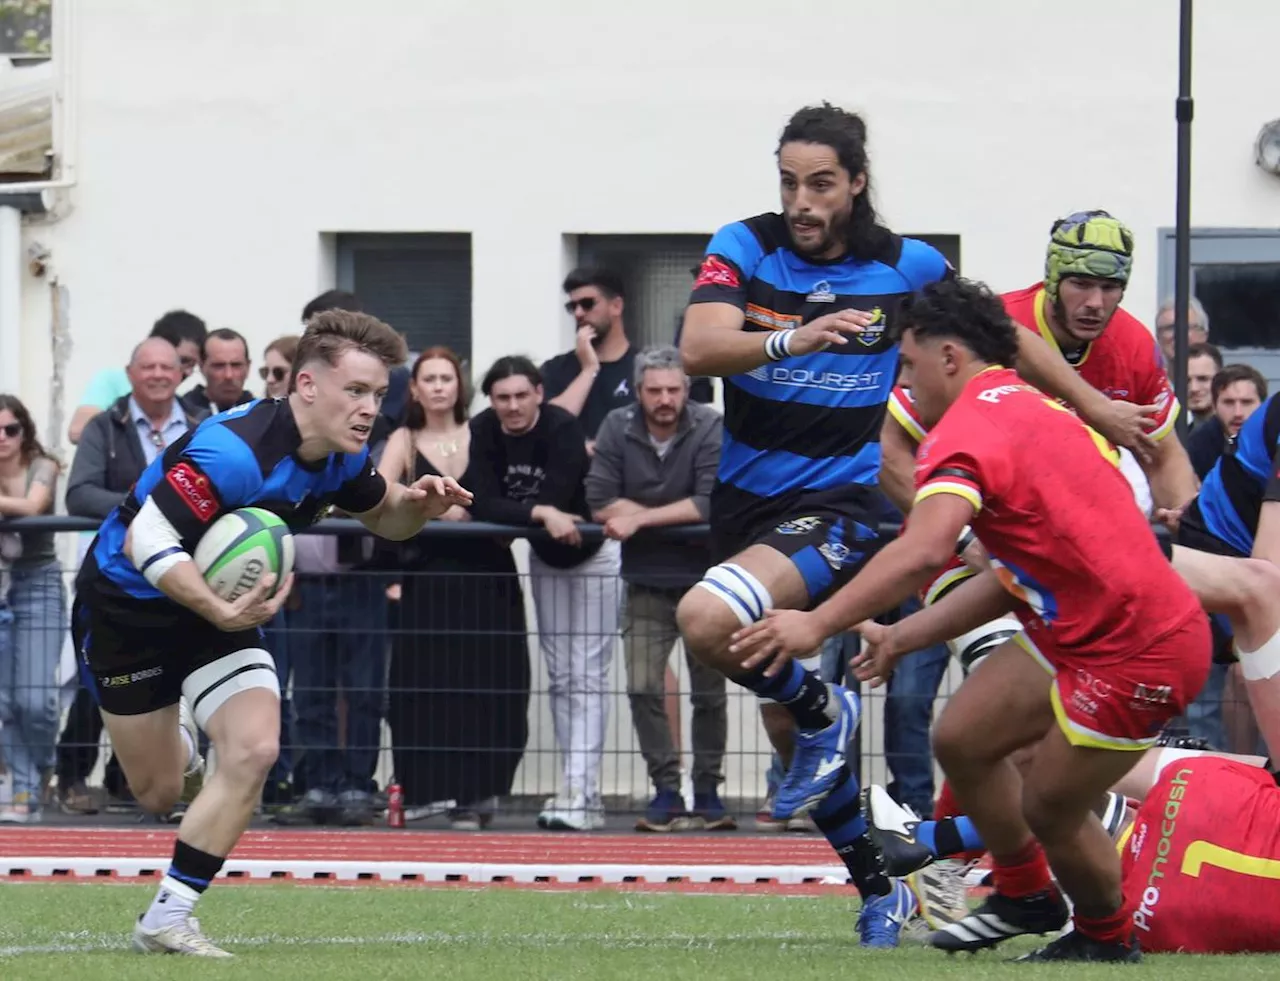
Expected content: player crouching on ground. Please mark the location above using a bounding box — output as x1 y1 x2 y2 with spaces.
72 310 471 957
729 277 1211 963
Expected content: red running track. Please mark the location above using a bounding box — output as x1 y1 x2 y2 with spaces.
0 827 834 862
0 827 849 895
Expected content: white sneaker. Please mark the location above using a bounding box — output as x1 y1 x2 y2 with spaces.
908 858 975 930
0 792 39 824
132 915 232 958
537 792 604 831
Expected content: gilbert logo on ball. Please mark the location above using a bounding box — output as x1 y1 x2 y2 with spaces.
193 507 295 602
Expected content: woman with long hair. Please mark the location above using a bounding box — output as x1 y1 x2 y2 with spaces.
259 335 298 399
378 347 530 829
0 395 66 822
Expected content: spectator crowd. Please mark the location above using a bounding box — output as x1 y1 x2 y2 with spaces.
0 266 1269 831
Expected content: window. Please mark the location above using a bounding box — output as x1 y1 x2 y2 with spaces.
1157 228 1280 389
573 234 709 352
1157 229 1280 350
335 233 472 364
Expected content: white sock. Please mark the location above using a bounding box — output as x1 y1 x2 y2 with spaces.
140 875 200 931
179 726 199 775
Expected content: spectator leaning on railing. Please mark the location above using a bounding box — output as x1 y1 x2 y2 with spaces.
0 395 65 824
586 345 731 833
468 355 619 832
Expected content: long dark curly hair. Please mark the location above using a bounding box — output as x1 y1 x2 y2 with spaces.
0 394 52 467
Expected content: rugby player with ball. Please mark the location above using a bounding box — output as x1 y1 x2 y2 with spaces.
72 310 471 957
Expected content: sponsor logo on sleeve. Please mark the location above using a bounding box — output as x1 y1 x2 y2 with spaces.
694 255 740 290
745 304 803 331
165 461 217 522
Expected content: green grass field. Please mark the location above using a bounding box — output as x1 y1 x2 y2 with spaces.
0 883 1274 979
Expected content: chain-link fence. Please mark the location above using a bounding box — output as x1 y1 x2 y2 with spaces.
0 515 1218 831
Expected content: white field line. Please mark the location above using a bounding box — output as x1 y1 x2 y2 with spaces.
0 926 842 957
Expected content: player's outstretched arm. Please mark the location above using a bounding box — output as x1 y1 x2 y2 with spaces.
680 304 877 378
354 473 474 541
851 569 1020 687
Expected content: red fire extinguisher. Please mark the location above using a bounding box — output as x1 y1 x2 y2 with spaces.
386 782 405 829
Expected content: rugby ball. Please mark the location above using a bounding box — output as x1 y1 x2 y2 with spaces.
193 507 295 602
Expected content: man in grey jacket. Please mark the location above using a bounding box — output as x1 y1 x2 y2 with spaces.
586 345 728 832
57 338 205 816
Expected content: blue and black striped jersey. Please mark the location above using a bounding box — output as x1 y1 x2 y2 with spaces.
1185 393 1280 556
688 212 950 534
78 399 387 604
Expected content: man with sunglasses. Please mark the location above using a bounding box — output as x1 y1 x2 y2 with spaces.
542 268 638 456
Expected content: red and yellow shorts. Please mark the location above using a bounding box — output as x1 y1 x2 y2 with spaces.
1016 613 1212 751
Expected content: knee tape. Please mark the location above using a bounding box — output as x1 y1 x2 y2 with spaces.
695 562 774 628
949 618 1022 676
182 647 280 731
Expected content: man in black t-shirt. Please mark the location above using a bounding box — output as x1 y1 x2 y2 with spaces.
541 268 637 453
469 356 622 833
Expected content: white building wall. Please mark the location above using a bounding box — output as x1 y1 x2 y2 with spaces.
7 0 1280 805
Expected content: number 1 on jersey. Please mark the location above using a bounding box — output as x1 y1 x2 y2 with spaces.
1182 840 1280 881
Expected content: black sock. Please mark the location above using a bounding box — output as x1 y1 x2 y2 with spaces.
811 768 891 899
735 660 832 730
933 818 966 859
168 838 225 894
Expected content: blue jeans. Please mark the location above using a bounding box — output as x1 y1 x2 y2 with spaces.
0 561 66 802
883 607 951 815
290 576 388 794
262 607 293 786
1181 660 1228 748
765 632 858 797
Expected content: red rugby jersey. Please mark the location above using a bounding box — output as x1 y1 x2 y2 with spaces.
913 367 1197 658
1122 757 1280 953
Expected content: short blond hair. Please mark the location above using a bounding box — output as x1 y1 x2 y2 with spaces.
295 310 408 377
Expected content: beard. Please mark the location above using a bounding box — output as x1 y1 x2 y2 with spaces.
789 207 852 257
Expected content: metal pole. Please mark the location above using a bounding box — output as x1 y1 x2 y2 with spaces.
0 205 22 394
1173 0 1194 441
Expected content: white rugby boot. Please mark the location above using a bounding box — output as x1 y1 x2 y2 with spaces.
133 915 233 958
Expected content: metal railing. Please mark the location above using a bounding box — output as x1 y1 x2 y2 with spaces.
0 515 1225 831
